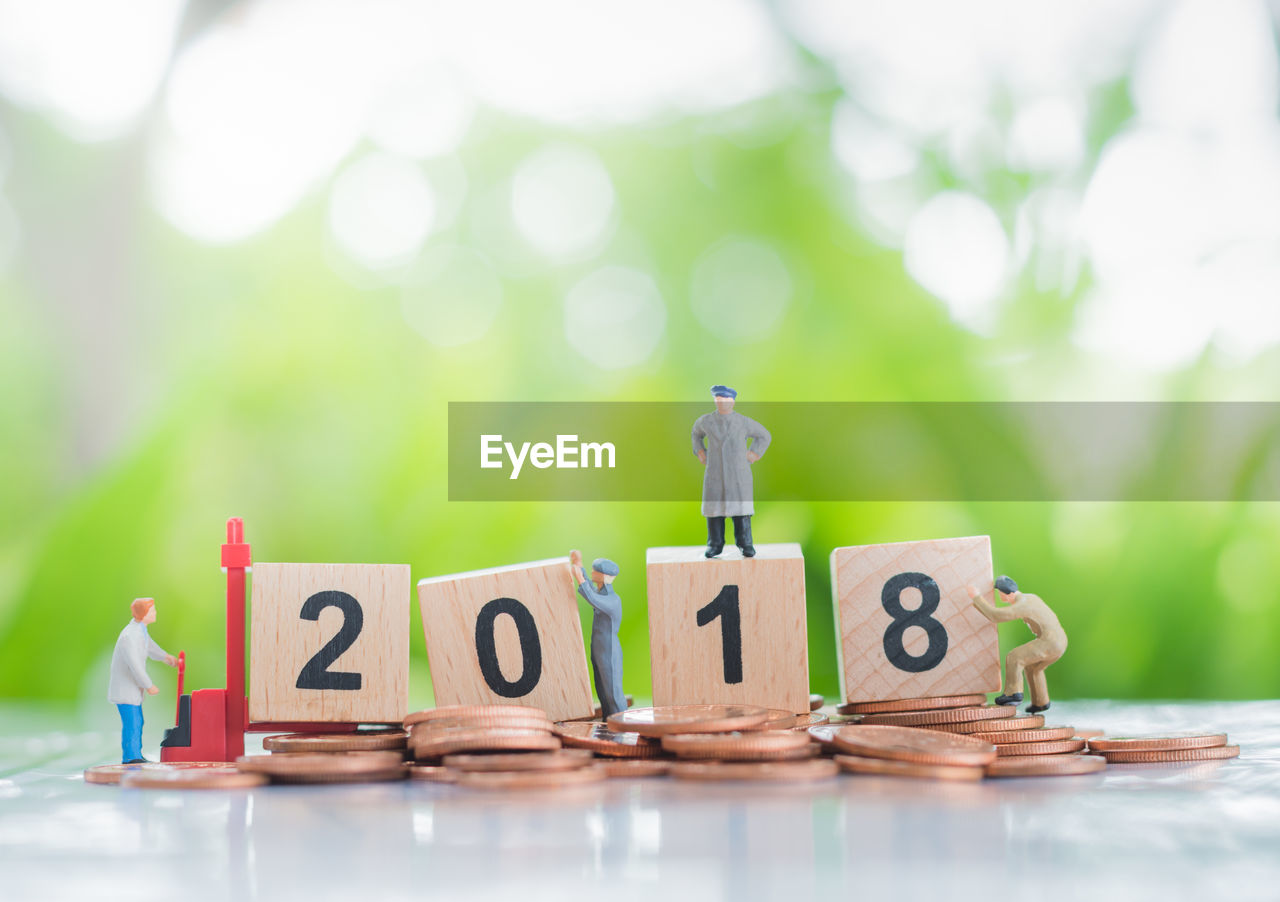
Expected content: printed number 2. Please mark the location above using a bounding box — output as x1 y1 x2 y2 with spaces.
475 597 543 697
296 591 364 691
697 585 743 684
881 572 948 673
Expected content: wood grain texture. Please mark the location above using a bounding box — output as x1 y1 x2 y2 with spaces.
416 558 594 722
249 562 411 724
830 536 999 704
646 544 809 713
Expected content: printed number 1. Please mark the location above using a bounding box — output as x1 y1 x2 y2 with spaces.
697 585 743 684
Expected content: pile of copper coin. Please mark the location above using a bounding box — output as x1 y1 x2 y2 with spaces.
85 694 1238 789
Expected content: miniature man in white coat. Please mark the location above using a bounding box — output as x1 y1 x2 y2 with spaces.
108 598 177 763
692 385 771 558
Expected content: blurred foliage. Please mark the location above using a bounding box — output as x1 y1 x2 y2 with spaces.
1 78 1279 711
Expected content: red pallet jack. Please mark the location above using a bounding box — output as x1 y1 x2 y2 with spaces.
160 517 355 762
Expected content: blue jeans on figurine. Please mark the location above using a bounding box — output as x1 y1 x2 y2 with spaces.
117 703 144 763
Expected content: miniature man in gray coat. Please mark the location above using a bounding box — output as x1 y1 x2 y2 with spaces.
569 549 626 717
692 385 771 558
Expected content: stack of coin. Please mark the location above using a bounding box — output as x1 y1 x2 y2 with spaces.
826 724 996 781
262 727 409 756
607 705 837 782
1086 731 1240 764
237 750 407 784
405 705 560 761
85 761 263 788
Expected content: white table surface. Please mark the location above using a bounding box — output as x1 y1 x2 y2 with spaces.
2 700 1277 902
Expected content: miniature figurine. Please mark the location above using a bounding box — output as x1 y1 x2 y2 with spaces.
569 550 626 718
967 576 1067 714
692 385 771 558
108 598 177 763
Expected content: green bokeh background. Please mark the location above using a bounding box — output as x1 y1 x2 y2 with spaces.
2 5 1279 712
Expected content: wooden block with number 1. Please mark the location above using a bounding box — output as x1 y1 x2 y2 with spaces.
416 559 594 722
249 562 411 724
646 544 809 713
830 535 999 704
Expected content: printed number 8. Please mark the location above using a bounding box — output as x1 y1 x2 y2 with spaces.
881 572 948 673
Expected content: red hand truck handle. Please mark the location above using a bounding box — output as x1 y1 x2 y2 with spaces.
174 651 186 725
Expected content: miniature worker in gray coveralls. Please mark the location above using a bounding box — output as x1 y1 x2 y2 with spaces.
692 385 771 558
569 550 626 717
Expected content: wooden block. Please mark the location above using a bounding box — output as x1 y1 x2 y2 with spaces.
646 544 809 713
416 559 594 722
249 562 411 723
830 535 1000 704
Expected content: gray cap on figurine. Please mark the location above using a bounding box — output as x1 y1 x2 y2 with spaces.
710 385 737 398
592 558 620 576
994 575 1019 595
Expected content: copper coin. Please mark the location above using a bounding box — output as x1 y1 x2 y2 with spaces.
995 738 1087 756
84 761 236 786
412 714 553 734
974 725 1077 744
744 709 800 731
859 705 1016 727
596 759 671 778
661 730 811 761
669 759 840 782
411 727 561 759
608 705 770 736
271 769 407 784
792 712 830 730
237 751 405 777
1099 745 1240 764
1087 732 1229 753
810 694 825 711
442 749 594 772
122 767 268 790
404 705 549 727
838 694 988 716
806 725 845 747
405 764 457 783
833 754 984 782
455 766 607 790
830 725 997 766
986 755 1107 777
1074 728 1105 740
263 729 407 753
931 715 1046 734
553 721 664 758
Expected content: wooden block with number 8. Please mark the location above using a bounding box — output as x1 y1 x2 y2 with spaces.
830 536 999 704
249 562 411 724
646 544 809 713
416 559 594 722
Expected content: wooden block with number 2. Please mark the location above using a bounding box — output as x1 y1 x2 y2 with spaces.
249 562 411 724
830 536 1000 704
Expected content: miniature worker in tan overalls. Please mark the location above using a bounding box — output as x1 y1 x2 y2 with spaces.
967 576 1067 715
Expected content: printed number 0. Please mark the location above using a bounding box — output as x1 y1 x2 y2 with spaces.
475 597 543 697
697 585 743 684
296 591 364 691
881 572 948 673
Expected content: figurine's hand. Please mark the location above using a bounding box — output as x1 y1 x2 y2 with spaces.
569 550 582 568
146 685 159 696
746 451 760 464
966 584 979 598
697 450 707 465
165 655 178 667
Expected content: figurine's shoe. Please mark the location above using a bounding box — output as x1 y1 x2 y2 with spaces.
124 758 151 764
1027 703 1050 715
732 515 756 557
994 693 1023 706
705 517 726 558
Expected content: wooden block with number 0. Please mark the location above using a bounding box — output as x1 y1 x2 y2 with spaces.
646 544 809 713
830 536 999 704
416 559 594 722
249 562 411 724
